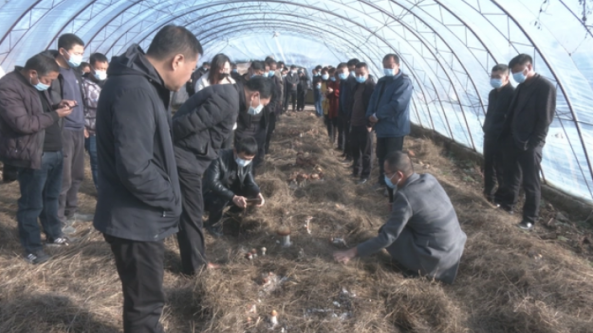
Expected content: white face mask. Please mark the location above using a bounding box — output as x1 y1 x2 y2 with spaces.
94 70 107 81
66 52 83 68
236 157 252 168
248 94 264 115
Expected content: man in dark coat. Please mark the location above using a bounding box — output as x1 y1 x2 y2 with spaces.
367 54 413 194
349 62 376 184
202 137 265 237
0 53 75 264
334 152 467 284
93 25 201 333
172 76 274 276
296 69 308 111
337 59 360 161
496 54 556 230
264 59 283 155
482 64 514 203
284 65 299 112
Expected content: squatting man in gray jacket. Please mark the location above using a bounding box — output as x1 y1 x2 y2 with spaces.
334 151 467 284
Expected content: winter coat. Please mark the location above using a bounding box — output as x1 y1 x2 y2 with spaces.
203 149 260 201
285 72 299 92
327 79 340 119
0 69 60 169
81 73 105 135
93 44 182 242
173 83 242 175
366 71 413 138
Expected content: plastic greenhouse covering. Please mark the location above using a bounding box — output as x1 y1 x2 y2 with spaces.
0 0 592 203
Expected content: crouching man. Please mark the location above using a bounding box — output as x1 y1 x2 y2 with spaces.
333 151 467 284
203 137 265 237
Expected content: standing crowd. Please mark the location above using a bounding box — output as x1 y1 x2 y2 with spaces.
0 24 555 333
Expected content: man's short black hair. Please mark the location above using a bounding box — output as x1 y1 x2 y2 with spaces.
250 60 265 71
355 62 368 69
90 53 109 66
58 33 85 51
290 65 297 70
25 52 61 77
146 25 203 61
337 62 348 70
79 62 90 70
245 76 275 99
265 58 277 66
203 62 210 66
383 53 400 65
385 151 414 176
491 64 509 74
347 58 360 67
235 137 258 156
314 65 322 71
508 54 532 68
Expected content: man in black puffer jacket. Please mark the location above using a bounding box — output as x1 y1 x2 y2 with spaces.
172 76 274 275
202 137 264 237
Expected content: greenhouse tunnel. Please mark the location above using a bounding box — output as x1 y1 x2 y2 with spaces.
1 0 592 203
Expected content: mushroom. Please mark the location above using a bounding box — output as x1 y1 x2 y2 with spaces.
310 173 320 181
261 247 267 256
245 252 253 260
304 216 313 234
270 310 279 328
250 248 258 258
277 226 292 247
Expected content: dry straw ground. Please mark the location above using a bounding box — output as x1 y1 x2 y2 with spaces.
1 106 593 333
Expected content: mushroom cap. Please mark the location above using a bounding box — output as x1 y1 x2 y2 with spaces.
277 225 291 236
271 310 278 317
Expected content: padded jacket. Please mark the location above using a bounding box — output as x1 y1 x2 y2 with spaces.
203 149 260 201
366 71 413 138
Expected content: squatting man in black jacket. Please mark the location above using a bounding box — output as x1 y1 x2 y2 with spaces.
203 137 265 237
93 25 202 333
172 76 274 277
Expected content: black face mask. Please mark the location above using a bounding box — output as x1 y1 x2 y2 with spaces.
220 73 230 79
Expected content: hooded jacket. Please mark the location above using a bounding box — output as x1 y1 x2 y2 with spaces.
172 83 242 175
93 44 182 242
0 69 60 169
366 71 413 138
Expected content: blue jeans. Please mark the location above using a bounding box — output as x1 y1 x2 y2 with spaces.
85 135 99 190
16 151 64 253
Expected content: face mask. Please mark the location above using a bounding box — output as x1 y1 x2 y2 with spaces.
513 69 527 84
384 68 396 77
338 73 348 80
232 69 238 73
385 174 396 189
330 77 336 82
356 75 366 84
282 75 287 79
269 70 275 77
94 70 107 81
316 84 321 89
350 71 355 77
292 70 297 74
322 74 329 80
66 52 83 68
490 78 503 89
31 76 50 91
262 72 269 78
248 95 263 115
235 157 251 168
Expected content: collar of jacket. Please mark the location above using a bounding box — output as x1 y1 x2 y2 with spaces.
400 172 420 189
519 73 540 88
13 66 38 92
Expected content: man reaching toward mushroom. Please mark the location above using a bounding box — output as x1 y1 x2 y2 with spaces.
333 151 467 284
202 137 265 237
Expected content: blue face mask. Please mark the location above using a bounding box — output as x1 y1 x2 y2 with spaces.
31 76 50 91
384 174 396 189
316 84 321 89
322 74 329 80
330 77 336 82
383 68 396 77
513 70 527 84
490 78 503 89
338 73 348 80
248 95 263 115
350 71 355 77
269 70 275 77
262 72 269 78
235 157 251 168
356 75 366 84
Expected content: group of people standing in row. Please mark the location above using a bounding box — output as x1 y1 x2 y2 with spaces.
0 22 555 333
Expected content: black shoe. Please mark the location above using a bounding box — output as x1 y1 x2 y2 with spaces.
517 221 534 231
205 224 224 238
496 203 514 215
24 250 50 264
358 178 368 185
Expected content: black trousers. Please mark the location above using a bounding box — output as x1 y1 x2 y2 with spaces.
253 128 268 173
350 126 373 179
104 234 165 333
203 190 254 227
265 113 277 155
177 168 207 275
324 116 338 144
339 117 352 158
498 138 543 223
483 135 504 201
297 88 306 110
376 136 404 185
284 90 297 111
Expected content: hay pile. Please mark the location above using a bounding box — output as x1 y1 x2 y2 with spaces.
1 106 592 333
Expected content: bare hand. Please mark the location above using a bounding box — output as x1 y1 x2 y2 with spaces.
333 247 357 264
327 87 334 94
58 100 77 109
233 195 248 208
55 105 73 118
257 193 265 207
84 128 89 139
367 127 373 133
369 115 378 123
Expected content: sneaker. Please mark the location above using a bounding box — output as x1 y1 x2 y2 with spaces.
496 204 514 215
24 250 50 264
46 237 70 247
73 213 94 222
517 221 534 231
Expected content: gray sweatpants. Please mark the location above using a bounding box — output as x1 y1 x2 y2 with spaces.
58 129 85 223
